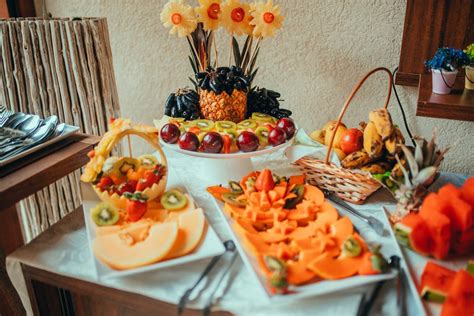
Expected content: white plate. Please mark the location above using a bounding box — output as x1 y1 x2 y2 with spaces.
383 206 470 316
210 194 398 301
81 183 225 280
159 130 297 159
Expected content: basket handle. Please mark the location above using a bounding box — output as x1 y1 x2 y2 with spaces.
324 67 393 164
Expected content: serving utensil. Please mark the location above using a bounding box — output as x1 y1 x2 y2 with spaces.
0 123 56 159
177 240 236 315
324 191 385 236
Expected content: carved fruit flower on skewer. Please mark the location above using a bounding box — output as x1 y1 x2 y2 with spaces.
221 0 253 35
250 0 284 38
160 0 197 37
195 0 222 31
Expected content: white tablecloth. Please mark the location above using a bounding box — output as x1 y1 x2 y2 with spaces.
7 148 467 316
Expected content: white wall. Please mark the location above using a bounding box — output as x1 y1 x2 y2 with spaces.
38 0 474 174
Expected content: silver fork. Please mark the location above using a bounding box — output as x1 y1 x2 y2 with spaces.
324 191 385 236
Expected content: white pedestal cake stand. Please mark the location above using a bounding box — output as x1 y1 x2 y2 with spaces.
160 135 296 186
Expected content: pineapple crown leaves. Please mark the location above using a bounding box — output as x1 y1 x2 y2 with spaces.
232 35 260 85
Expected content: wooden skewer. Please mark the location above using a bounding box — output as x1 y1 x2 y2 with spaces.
213 31 218 68
127 134 133 158
187 35 203 71
228 33 233 66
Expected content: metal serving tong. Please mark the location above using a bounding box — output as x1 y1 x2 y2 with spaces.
324 191 385 236
178 240 236 315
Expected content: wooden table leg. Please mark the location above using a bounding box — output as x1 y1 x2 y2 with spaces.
0 205 26 316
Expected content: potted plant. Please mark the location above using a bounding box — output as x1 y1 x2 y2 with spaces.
464 44 474 90
425 47 469 94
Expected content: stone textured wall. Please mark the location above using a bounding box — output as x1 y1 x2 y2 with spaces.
38 0 474 174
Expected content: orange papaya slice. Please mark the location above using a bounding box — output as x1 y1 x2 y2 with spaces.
330 216 354 247
287 260 315 285
307 253 363 280
243 231 270 253
441 270 474 316
207 186 230 202
303 184 325 205
288 174 306 186
419 261 455 303
313 202 338 231
259 231 288 243
224 203 246 218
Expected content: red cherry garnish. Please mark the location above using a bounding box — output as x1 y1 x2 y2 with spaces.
160 123 181 144
268 127 287 146
237 131 260 152
178 132 200 151
200 132 224 153
277 118 296 139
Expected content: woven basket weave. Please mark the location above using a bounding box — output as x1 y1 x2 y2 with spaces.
294 67 393 204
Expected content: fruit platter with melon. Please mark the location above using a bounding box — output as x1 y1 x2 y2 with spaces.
207 169 395 295
384 177 474 315
81 119 224 273
157 0 297 156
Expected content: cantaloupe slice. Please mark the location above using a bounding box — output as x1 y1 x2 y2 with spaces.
165 208 206 259
304 185 325 205
165 194 196 222
93 221 178 270
144 208 168 222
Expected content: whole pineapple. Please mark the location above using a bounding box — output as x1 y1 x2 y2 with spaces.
390 135 448 220
196 66 249 122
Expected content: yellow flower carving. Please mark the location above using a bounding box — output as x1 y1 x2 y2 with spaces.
195 0 222 31
250 0 284 38
221 0 253 36
160 0 197 37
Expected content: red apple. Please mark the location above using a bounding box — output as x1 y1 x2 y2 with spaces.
268 127 287 146
178 132 200 151
277 118 296 139
340 128 364 154
237 131 260 152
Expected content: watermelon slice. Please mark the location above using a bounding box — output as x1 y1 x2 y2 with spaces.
438 183 462 198
453 228 474 256
467 260 474 276
394 213 433 256
419 262 456 303
460 178 474 208
420 210 451 260
441 270 474 316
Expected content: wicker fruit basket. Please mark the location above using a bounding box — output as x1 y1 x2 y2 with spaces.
295 67 393 204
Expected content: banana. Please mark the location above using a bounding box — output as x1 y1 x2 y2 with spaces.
310 129 326 145
369 108 393 140
363 122 384 158
323 120 346 132
385 127 405 155
341 150 373 169
360 162 391 174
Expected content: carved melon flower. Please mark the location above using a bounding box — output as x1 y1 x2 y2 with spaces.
250 0 284 38
195 0 222 31
160 0 197 37
221 0 253 35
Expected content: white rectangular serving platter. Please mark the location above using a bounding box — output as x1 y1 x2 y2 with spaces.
81 182 225 280
0 124 80 167
383 206 470 316
210 196 398 302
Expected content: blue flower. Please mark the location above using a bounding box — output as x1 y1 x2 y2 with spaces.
425 47 469 71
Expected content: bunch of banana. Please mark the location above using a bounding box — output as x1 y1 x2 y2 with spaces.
311 107 406 175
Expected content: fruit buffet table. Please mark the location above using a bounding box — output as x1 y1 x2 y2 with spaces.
6 147 468 316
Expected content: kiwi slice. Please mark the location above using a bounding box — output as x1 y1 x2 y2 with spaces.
255 126 270 146
252 112 274 123
284 184 305 209
222 192 247 207
342 236 362 257
161 189 188 211
102 156 121 175
91 202 119 226
138 154 158 169
222 130 238 140
216 121 237 133
194 119 215 131
229 181 243 194
197 132 207 143
179 120 196 133
237 119 257 130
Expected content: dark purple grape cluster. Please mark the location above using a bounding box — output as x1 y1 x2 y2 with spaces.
196 66 250 95
247 87 292 119
164 88 200 120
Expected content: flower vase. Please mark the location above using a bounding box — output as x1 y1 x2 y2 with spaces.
465 66 474 90
431 69 458 94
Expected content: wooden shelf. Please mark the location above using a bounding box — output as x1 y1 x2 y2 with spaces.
416 74 474 121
